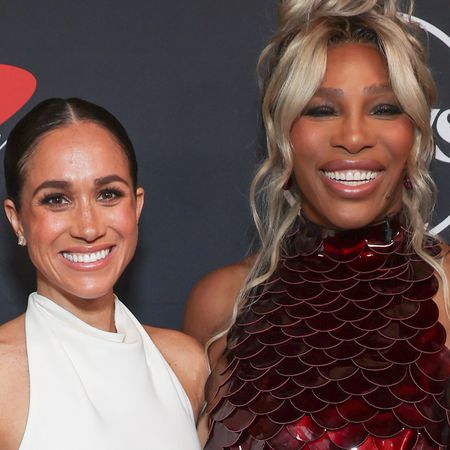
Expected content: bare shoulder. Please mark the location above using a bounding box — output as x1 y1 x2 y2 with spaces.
143 325 208 420
182 256 255 346
0 315 29 449
0 314 27 365
438 242 450 290
0 314 28 394
435 242 450 345
441 242 450 269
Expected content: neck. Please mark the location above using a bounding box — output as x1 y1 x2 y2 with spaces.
299 209 402 234
36 276 116 332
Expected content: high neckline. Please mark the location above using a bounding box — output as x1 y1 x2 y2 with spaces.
298 210 402 240
32 292 126 343
284 211 404 258
22 292 200 450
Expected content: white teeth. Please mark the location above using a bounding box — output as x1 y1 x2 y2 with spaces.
339 180 371 186
62 248 111 263
323 170 380 184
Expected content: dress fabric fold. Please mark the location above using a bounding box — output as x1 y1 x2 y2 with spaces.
19 292 201 450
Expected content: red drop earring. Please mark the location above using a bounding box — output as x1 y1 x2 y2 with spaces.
403 173 413 191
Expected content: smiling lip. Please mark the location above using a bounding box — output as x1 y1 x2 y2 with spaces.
320 160 384 198
59 245 115 270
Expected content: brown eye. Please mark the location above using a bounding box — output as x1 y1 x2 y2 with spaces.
40 193 69 207
97 189 124 202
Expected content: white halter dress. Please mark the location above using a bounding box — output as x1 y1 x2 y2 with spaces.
19 292 201 450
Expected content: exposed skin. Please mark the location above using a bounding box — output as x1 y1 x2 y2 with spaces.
183 258 254 444
0 122 207 450
291 44 415 230
183 43 450 437
183 257 255 359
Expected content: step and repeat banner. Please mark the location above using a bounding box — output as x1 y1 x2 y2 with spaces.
0 0 449 328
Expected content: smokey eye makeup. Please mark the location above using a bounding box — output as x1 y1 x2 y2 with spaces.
301 99 403 118
371 103 403 116
302 104 338 117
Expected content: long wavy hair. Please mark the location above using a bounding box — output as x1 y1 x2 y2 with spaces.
212 0 448 346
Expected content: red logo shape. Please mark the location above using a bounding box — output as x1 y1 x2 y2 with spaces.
0 64 36 126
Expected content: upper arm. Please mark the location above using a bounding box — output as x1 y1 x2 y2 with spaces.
145 326 209 421
182 259 253 347
0 316 28 450
435 243 450 345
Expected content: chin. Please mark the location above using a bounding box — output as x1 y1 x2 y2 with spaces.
61 282 116 302
305 194 402 230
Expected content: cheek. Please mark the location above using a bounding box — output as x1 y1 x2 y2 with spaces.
290 121 327 165
24 217 67 270
383 121 415 161
110 204 139 238
24 210 68 241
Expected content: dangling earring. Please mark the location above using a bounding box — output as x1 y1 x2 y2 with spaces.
17 235 26 246
403 173 413 191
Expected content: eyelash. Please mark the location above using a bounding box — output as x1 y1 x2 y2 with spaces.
372 104 403 115
39 193 68 208
303 105 336 117
303 103 403 117
39 188 125 208
98 188 125 202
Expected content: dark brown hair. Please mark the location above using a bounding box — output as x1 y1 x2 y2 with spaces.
4 97 138 208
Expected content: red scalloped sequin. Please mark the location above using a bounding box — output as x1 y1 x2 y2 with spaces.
205 217 450 449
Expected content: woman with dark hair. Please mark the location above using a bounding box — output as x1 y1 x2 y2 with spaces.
0 98 206 450
184 0 450 448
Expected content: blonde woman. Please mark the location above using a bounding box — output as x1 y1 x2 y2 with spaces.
184 0 450 448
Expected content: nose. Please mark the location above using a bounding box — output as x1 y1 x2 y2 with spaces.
70 200 106 242
330 114 376 154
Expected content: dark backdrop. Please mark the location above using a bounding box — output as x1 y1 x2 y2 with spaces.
0 1 449 329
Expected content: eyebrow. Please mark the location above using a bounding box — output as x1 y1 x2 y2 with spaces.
32 174 130 197
94 174 130 187
314 83 393 97
315 87 344 97
33 180 69 197
363 83 392 94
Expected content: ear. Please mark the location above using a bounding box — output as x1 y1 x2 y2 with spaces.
4 199 24 238
135 187 144 223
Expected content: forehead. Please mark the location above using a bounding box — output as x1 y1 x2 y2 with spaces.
322 43 390 88
23 122 131 184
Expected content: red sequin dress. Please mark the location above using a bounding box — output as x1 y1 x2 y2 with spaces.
204 216 450 449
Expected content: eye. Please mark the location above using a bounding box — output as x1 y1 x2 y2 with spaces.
97 188 124 202
40 193 69 208
303 105 337 117
372 103 403 116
